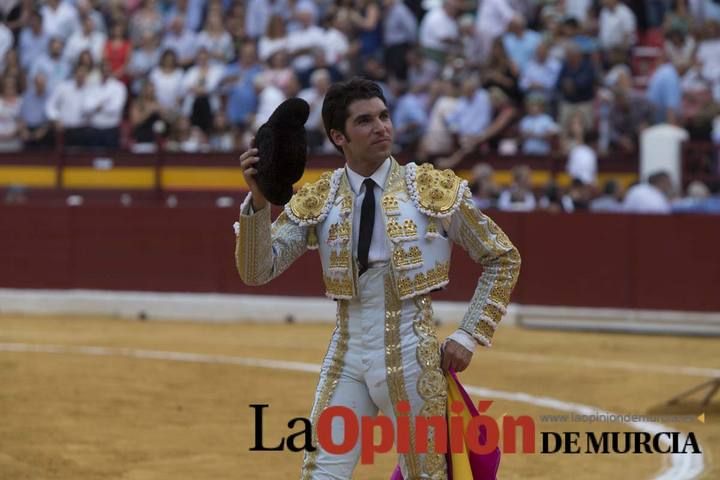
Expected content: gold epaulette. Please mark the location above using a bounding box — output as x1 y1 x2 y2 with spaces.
405 163 468 218
285 169 344 226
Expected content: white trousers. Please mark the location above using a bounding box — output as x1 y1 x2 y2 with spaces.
301 266 448 480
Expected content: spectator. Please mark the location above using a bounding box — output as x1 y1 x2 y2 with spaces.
664 26 696 71
502 15 542 73
197 12 234 65
482 38 523 106
129 80 164 152
161 15 197 68
624 171 674 213
286 3 325 72
75 0 105 34
475 0 517 63
166 115 208 152
150 49 184 119
382 0 418 81
252 74 285 132
29 37 70 94
565 0 594 25
565 177 593 211
608 82 655 152
76 49 101 86
85 61 127 148
538 181 572 213
417 79 460 160
405 46 435 92
19 72 53 149
646 61 684 124
350 0 383 61
208 110 235 152
0 76 23 152
519 94 560 155
566 138 597 186
103 22 131 85
223 42 263 130
127 32 160 94
298 68 332 151
498 164 537 211
63 13 106 65
598 0 637 51
323 10 351 74
181 48 224 134
245 0 290 40
2 48 24 92
129 0 164 46
695 20 720 87
41 0 79 41
0 0 28 34
418 0 461 68
264 50 296 91
470 162 500 210
388 80 427 152
590 179 625 212
519 41 562 100
45 63 92 147
18 10 48 72
556 42 597 132
258 14 288 64
164 0 205 33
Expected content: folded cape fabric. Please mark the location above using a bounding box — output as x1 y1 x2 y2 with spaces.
390 369 501 480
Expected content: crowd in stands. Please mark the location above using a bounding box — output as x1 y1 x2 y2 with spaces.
1 0 720 212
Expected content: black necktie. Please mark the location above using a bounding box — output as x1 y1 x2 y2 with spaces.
358 178 375 276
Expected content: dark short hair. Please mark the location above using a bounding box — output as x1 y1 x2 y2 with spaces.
321 77 387 152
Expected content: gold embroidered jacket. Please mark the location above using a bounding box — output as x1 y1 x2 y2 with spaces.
235 158 521 346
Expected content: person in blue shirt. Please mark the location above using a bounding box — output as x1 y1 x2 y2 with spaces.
645 62 684 124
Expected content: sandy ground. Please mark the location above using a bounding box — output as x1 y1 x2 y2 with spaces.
0 314 717 479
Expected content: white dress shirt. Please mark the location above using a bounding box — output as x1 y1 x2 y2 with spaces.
86 77 127 129
345 157 393 267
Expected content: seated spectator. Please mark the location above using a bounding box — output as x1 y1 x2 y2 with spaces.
538 181 571 213
223 42 263 131
298 68 332 152
607 82 654 152
695 20 720 88
18 10 48 72
598 0 637 51
590 179 625 212
208 111 235 152
244 0 291 40
646 61 685 124
161 15 197 68
438 86 518 168
64 13 106 65
475 0 517 63
470 162 500 210
502 15 542 73
166 115 208 153
75 0 105 34
85 61 127 148
623 170 674 214
41 0 79 41
76 49 101 86
498 164 537 211
519 94 559 155
45 63 92 147
103 22 131 84
417 79 460 160
418 0 460 68
196 11 233 65
566 140 597 186
252 74 285 132
664 26 696 71
163 0 204 33
20 72 53 149
672 180 711 211
391 81 429 153
29 36 70 94
263 50 296 92
556 42 597 132
323 9 351 75
149 49 184 119
0 76 23 152
519 41 562 100
127 31 160 94
129 0 164 46
180 48 224 134
2 48 25 92
129 80 164 152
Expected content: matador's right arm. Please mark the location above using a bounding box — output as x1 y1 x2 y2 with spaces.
234 193 310 286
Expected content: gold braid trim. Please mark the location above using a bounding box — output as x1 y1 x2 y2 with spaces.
301 301 350 479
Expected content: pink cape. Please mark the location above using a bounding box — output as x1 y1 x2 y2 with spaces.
390 369 501 479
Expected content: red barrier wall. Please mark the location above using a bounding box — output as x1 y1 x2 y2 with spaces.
1 206 719 312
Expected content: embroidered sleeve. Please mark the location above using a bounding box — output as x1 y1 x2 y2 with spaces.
234 193 309 286
444 195 521 347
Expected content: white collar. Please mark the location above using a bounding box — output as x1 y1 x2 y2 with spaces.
345 157 391 195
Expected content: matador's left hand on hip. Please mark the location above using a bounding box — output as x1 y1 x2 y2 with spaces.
441 339 473 373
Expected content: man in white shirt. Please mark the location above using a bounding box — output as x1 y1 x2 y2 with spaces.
85 62 128 148
41 0 79 41
161 15 198 68
286 4 325 72
45 63 92 147
419 0 460 65
598 0 637 51
63 14 106 64
624 171 673 214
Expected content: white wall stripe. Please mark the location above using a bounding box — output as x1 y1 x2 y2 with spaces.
0 343 704 480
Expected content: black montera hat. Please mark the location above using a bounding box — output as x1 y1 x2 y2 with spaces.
253 98 310 205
